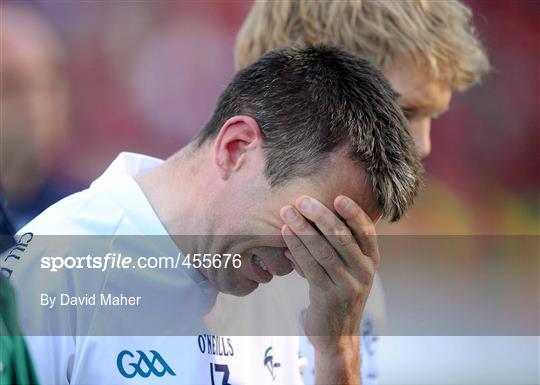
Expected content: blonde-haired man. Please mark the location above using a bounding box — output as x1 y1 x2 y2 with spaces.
236 0 489 159
210 1 489 384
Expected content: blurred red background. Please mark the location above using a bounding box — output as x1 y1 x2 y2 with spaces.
1 0 538 234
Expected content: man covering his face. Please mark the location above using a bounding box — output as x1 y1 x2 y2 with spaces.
4 46 422 384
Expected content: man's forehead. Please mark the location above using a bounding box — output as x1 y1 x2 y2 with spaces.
398 80 451 116
384 58 452 116
308 150 380 220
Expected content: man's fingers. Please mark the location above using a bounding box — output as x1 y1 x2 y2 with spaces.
281 224 329 286
334 195 380 268
294 195 364 269
280 205 353 285
284 248 305 278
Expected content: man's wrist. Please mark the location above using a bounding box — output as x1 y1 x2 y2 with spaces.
313 336 361 385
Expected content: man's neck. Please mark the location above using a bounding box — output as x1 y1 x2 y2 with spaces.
135 146 211 244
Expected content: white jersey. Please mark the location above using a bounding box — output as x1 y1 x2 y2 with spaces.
210 268 385 385
3 152 384 385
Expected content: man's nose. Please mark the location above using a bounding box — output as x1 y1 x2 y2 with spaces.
410 119 432 159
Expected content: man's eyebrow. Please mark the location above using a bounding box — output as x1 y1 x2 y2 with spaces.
399 98 449 115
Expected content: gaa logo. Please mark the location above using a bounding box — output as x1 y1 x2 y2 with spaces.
117 350 176 378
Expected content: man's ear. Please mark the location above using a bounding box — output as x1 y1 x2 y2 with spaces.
213 115 263 180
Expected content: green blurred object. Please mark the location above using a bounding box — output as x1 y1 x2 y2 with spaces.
0 278 39 385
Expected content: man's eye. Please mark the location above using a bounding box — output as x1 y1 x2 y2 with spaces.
401 107 417 120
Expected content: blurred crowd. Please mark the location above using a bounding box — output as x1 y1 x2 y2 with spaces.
1 0 538 234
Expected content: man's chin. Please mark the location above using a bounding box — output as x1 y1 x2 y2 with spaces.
223 279 259 297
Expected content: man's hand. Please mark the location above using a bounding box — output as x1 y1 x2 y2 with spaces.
280 194 380 384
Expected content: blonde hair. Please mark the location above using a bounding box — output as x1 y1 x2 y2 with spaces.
235 0 490 91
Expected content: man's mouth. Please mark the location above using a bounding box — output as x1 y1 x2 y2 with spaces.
249 254 273 283
252 254 268 271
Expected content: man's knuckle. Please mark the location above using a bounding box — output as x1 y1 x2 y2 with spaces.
359 264 375 285
358 224 376 237
372 254 381 269
325 287 341 304
304 256 318 269
319 249 336 264
338 281 365 310
367 263 376 278
311 209 324 223
290 242 304 254
295 219 310 233
313 269 328 287
342 276 360 292
344 278 362 295
334 225 353 246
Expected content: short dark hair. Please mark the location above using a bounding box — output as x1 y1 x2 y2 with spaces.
195 46 423 221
